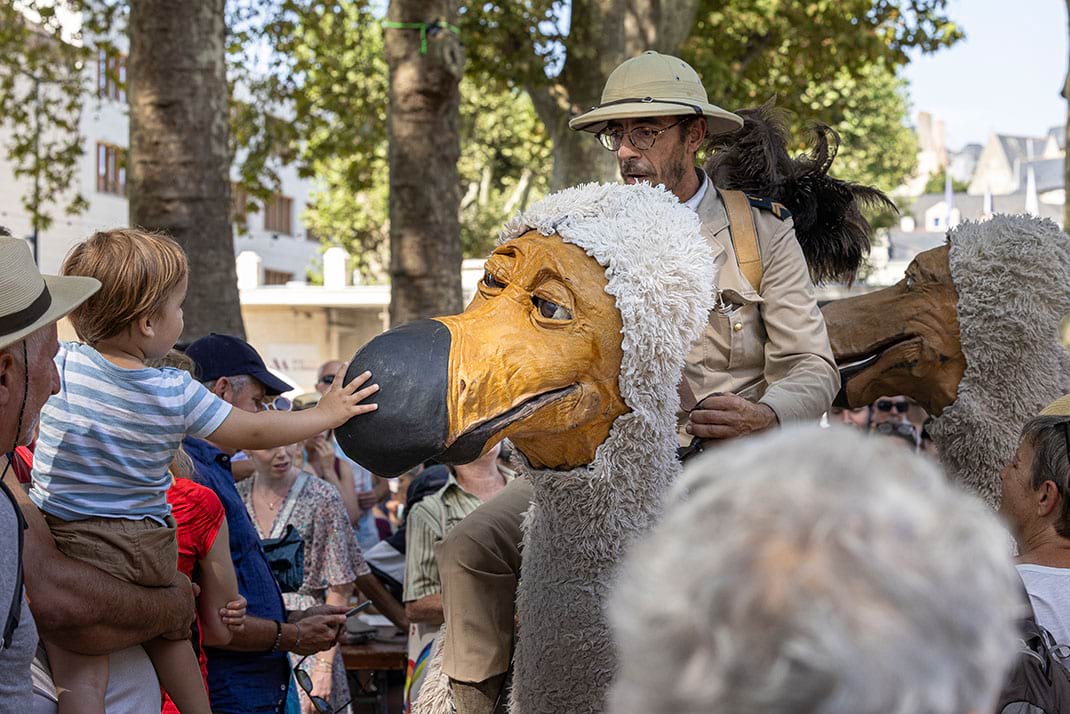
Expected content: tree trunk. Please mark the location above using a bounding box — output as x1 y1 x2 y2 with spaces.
385 0 464 325
127 0 243 341
531 0 701 190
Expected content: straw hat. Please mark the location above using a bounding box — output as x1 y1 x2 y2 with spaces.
569 51 743 135
0 233 100 350
1041 394 1070 417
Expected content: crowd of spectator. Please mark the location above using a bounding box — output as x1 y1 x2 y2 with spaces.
828 393 938 457
4 222 1070 714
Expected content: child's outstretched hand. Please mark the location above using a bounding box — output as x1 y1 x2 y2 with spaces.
317 362 379 427
220 595 247 633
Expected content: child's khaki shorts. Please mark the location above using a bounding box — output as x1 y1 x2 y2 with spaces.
45 513 178 587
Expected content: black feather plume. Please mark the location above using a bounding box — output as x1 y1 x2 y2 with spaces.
704 100 897 284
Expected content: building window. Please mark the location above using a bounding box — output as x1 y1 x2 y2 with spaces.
263 269 293 285
96 143 126 196
96 50 126 102
264 194 293 235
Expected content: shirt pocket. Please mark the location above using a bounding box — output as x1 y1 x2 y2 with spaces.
723 293 766 372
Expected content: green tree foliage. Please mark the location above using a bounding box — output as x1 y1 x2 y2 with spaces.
458 80 552 258
234 3 551 268
0 1 123 233
227 2 392 273
459 0 961 192
682 1 958 192
797 61 920 192
0 0 961 270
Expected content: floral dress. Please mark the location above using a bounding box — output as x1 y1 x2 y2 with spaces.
238 471 370 714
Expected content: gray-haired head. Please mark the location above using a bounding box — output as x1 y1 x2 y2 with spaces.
1018 414 1070 537
608 426 1020 714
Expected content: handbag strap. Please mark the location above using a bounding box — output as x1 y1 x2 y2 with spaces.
269 471 309 539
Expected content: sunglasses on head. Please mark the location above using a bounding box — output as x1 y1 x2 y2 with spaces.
293 655 352 713
876 399 910 414
257 395 292 412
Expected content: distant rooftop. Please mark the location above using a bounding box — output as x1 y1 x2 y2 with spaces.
998 134 1049 164
907 191 1063 225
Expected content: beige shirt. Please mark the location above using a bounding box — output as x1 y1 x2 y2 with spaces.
403 469 513 602
678 184 839 438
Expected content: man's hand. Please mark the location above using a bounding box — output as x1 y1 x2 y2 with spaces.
687 393 778 440
356 490 379 510
305 436 335 478
291 614 346 655
303 666 334 714
159 572 197 641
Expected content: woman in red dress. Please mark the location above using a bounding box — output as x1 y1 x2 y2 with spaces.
162 452 247 714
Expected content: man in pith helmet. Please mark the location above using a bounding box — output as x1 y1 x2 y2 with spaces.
436 52 839 714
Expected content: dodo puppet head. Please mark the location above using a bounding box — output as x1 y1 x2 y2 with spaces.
823 214 1070 508
336 183 716 476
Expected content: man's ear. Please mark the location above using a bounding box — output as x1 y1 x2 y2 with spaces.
0 350 16 408
1037 479 1061 518
687 118 708 154
210 377 229 400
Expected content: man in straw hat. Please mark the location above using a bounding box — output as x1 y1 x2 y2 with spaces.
0 230 197 712
435 52 839 714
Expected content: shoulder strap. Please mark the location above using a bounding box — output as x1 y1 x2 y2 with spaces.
271 471 309 539
720 189 764 290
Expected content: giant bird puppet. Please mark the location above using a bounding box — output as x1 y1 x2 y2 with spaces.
334 106 1070 713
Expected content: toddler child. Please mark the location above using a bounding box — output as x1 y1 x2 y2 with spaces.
29 229 379 714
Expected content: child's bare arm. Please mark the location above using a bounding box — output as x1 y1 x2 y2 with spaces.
197 518 243 647
208 369 378 450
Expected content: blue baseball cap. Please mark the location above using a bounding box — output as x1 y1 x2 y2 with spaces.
185 333 294 396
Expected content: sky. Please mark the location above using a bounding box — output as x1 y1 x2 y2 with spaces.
903 0 1068 149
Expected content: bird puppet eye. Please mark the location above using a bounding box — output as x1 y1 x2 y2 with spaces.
905 275 915 290
482 271 507 290
532 296 572 321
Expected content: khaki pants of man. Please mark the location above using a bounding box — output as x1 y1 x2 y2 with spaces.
438 478 533 714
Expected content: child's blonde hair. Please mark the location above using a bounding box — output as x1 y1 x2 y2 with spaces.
62 228 188 344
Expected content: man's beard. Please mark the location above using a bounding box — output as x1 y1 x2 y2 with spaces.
619 145 690 193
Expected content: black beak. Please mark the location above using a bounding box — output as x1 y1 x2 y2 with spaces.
831 354 881 408
334 319 451 476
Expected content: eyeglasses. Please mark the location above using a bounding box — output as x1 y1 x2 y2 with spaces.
596 118 688 152
293 655 352 713
875 399 910 414
257 395 292 412
318 374 335 386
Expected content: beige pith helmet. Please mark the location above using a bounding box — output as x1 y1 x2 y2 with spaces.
0 232 99 351
1041 394 1070 417
569 51 743 135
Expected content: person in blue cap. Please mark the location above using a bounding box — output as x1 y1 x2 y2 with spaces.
185 333 405 714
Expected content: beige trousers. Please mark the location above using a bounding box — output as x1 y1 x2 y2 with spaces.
438 477 532 685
